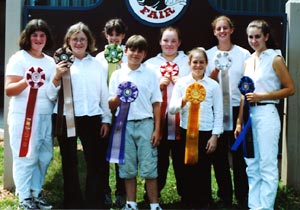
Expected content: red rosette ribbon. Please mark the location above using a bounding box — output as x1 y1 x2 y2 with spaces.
19 67 45 157
160 61 179 78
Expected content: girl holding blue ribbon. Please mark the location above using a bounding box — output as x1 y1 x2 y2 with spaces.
234 19 295 210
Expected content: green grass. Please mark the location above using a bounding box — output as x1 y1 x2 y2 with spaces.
1 142 300 209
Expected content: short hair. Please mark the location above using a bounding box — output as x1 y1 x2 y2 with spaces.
103 18 128 35
125 35 148 53
19 19 54 51
63 22 97 53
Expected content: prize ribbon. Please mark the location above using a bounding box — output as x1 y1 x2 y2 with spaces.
53 47 76 137
160 62 180 140
19 67 45 157
215 51 233 130
160 61 179 78
104 44 123 84
214 51 232 71
107 81 138 164
184 82 206 164
53 47 74 68
231 76 255 157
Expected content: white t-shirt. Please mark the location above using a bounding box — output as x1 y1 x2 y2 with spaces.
6 50 56 115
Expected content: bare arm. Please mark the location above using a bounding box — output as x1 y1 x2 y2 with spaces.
245 56 295 102
5 75 28 97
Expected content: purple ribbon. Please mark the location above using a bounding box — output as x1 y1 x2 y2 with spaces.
107 81 138 164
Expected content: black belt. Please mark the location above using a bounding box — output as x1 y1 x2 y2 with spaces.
128 117 152 122
249 102 275 107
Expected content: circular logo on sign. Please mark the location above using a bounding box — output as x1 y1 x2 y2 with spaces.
125 0 190 27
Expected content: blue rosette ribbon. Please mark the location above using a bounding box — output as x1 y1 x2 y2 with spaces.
107 81 138 164
231 76 255 157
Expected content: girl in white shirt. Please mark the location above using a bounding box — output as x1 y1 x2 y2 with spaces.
169 48 223 209
235 19 295 210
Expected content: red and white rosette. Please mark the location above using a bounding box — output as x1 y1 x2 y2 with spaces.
160 61 179 78
20 67 45 157
160 61 180 140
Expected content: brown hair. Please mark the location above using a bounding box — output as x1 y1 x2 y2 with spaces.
63 22 97 53
19 19 54 51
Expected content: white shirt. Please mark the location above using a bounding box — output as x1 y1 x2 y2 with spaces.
169 74 223 135
6 50 56 115
109 63 162 120
48 54 111 124
206 45 250 106
145 51 190 139
244 49 282 104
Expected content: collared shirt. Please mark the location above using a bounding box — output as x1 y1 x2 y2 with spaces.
206 45 250 106
109 63 162 120
244 49 282 104
6 50 56 115
48 54 111 124
169 74 223 135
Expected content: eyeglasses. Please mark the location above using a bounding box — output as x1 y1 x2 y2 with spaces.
248 34 262 39
71 38 87 43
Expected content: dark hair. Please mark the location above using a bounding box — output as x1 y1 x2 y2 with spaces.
19 19 54 51
246 19 278 49
63 22 97 53
211 15 234 30
103 18 128 36
188 47 208 63
125 35 148 53
159 26 182 42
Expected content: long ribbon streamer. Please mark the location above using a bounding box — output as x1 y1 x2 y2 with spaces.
107 81 138 164
53 48 76 137
231 76 255 158
160 61 180 140
185 82 206 164
62 71 76 137
19 67 45 157
215 51 233 130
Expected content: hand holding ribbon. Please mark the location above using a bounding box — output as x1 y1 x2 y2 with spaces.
107 81 138 164
184 82 206 164
19 67 45 157
160 61 180 140
53 48 76 137
231 76 255 157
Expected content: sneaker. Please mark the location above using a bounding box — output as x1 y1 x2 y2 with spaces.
19 198 38 210
115 194 126 208
104 193 113 207
122 203 138 210
33 195 52 209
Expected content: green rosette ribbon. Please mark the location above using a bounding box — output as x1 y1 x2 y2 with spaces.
104 44 123 84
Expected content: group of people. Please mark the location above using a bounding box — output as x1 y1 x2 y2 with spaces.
5 14 295 210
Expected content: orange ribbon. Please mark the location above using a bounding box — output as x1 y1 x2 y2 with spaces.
185 82 206 164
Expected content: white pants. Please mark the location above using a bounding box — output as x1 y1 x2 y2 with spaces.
245 104 280 210
8 113 53 201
